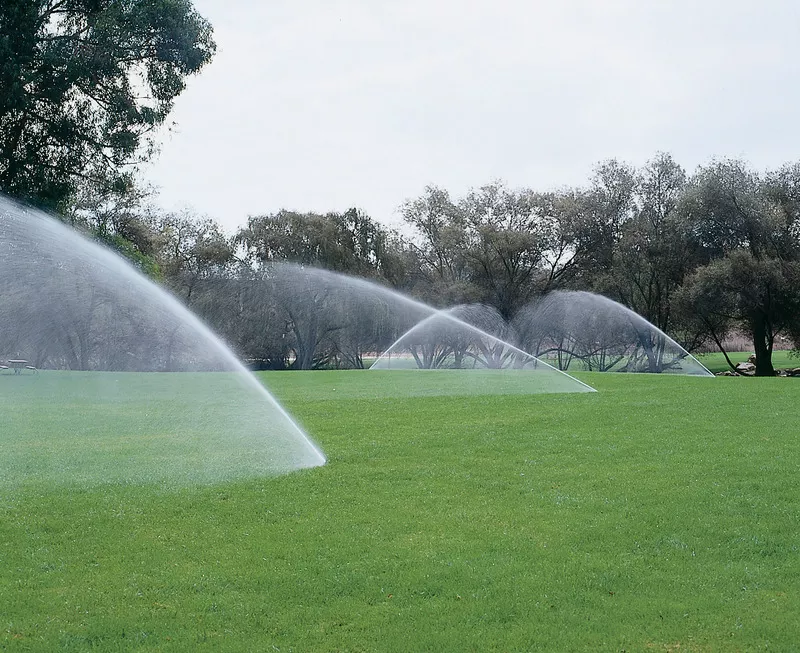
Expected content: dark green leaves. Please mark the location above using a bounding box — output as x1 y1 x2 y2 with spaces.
0 0 215 209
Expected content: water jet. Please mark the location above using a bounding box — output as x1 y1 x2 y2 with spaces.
0 195 325 487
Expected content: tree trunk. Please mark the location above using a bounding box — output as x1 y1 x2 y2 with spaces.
752 316 775 376
453 350 463 368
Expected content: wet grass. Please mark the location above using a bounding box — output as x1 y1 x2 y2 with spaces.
0 371 323 487
1 371 799 650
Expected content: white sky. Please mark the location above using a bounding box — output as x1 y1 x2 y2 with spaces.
143 0 800 232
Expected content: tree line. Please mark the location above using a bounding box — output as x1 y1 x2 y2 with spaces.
40 153 800 376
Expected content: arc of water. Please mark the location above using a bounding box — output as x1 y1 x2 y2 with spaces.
518 290 714 377
627 316 713 376
1 196 327 478
370 307 597 392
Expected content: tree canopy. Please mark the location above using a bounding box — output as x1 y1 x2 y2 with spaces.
0 0 215 209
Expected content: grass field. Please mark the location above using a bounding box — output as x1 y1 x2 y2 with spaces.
1 369 799 650
0 371 323 487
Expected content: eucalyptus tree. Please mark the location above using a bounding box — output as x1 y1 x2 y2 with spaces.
0 0 215 208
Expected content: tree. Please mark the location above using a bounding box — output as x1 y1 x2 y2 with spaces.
529 190 594 292
63 178 163 277
201 270 295 370
158 211 234 301
671 159 800 372
400 185 477 306
680 159 782 262
238 208 397 279
607 153 697 338
237 210 404 370
763 161 800 262
402 183 593 317
577 159 638 275
0 0 215 208
459 183 550 319
675 252 800 375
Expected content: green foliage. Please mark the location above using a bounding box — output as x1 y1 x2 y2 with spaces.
460 183 552 319
680 159 771 260
233 212 407 369
395 156 800 371
400 182 598 313
2 371 800 649
97 230 162 279
676 243 800 375
400 185 478 306
158 211 234 299
607 153 694 335
238 208 398 279
62 179 166 279
0 0 215 208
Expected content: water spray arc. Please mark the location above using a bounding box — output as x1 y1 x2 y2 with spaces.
513 291 713 376
370 306 596 394
0 194 325 487
260 264 594 394
0 193 711 488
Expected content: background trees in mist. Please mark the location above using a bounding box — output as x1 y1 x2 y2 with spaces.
4 149 800 374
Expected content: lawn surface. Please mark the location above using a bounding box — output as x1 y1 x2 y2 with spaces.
1 369 799 651
0 371 323 487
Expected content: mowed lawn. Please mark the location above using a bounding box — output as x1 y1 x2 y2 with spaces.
0 370 799 651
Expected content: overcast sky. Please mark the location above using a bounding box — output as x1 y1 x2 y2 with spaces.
142 0 800 232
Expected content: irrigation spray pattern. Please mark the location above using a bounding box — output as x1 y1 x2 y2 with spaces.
370 304 596 395
0 195 325 487
513 291 712 376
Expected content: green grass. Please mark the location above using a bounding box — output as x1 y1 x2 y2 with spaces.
697 351 798 374
262 367 595 398
0 371 322 487
1 370 799 650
